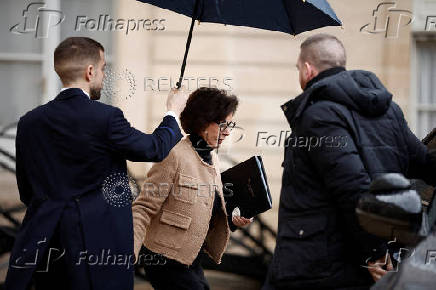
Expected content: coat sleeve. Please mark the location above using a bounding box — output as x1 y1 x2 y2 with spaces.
132 150 179 258
300 104 387 262
15 118 32 206
107 107 183 162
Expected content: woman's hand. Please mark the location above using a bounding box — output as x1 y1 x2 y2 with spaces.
231 207 253 227
232 216 254 227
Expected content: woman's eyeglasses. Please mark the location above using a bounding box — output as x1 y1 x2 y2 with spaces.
216 121 236 132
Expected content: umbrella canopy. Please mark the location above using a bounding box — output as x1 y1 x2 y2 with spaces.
137 0 342 86
138 0 341 34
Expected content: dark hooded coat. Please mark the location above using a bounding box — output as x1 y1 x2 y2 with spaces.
264 68 436 290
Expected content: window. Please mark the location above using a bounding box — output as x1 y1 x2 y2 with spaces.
415 39 436 139
0 0 114 128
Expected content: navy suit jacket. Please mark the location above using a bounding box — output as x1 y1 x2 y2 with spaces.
5 88 183 290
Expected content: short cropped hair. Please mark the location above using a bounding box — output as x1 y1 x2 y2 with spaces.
54 37 104 85
300 34 346 71
180 87 239 135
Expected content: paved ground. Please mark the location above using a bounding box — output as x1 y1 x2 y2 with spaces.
134 271 261 290
0 255 261 290
0 171 264 289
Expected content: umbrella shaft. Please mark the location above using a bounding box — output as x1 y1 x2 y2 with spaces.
177 0 201 89
176 17 195 88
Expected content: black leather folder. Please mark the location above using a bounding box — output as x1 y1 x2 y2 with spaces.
221 156 272 218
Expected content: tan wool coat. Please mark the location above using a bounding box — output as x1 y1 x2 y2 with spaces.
132 138 231 266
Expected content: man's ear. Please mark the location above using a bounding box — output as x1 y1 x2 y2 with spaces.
304 62 312 79
85 64 94 82
304 62 318 79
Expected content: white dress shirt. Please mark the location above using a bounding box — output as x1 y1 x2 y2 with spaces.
60 87 90 98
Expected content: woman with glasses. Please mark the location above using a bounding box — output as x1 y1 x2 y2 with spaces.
132 87 252 290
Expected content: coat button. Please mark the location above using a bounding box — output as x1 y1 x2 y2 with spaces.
299 229 304 237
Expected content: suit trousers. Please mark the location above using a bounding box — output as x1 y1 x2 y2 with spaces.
142 246 210 290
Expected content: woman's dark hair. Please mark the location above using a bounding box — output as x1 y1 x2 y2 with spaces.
180 87 239 135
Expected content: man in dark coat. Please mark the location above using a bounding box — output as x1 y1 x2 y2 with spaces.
263 34 436 290
5 37 187 290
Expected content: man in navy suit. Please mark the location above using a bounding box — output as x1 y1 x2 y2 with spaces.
5 37 187 290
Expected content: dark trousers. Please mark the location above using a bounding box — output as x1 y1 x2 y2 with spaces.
142 247 210 290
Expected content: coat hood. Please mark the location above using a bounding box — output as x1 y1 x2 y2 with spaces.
283 70 393 126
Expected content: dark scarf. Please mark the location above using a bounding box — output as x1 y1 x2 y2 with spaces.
189 134 213 165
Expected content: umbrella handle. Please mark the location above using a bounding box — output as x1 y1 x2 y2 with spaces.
176 0 201 89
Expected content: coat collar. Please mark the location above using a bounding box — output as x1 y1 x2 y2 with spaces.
55 88 89 101
281 67 345 129
281 86 316 130
182 138 217 172
305 66 345 90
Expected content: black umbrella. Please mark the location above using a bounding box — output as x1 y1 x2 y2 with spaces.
137 0 342 88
